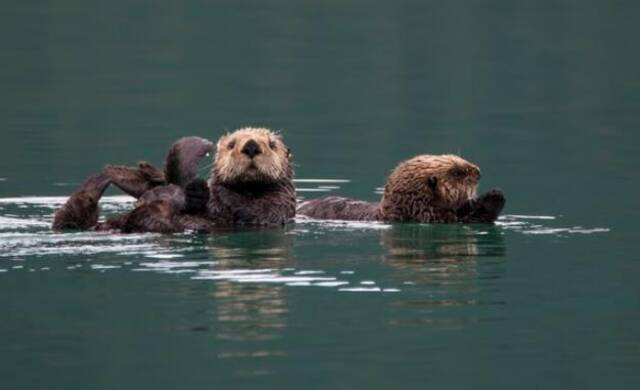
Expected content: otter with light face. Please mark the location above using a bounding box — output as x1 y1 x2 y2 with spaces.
298 154 505 224
206 127 296 226
52 128 295 233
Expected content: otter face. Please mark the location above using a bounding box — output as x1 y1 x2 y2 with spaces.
213 127 292 185
380 155 481 222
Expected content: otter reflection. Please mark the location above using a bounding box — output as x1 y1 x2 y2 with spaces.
381 224 506 284
204 229 294 343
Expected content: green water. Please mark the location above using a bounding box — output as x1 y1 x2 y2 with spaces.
1 1 639 389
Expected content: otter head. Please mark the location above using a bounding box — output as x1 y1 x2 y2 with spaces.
212 127 292 187
165 137 214 187
380 154 481 222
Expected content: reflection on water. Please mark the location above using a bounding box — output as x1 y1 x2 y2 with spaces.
206 232 292 343
381 224 506 328
382 223 506 285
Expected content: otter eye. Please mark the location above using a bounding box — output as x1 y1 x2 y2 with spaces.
227 140 236 150
268 140 277 150
451 168 466 178
426 176 438 190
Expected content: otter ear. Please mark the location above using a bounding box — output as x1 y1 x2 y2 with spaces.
427 176 438 191
286 147 293 160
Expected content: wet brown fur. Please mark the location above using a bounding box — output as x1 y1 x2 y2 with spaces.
52 174 111 230
103 162 165 199
104 137 212 198
381 154 480 223
53 137 214 232
298 154 505 224
52 129 294 232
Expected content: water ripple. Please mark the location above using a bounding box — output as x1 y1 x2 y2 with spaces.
0 195 610 296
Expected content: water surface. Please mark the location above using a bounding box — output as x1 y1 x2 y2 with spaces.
1 1 639 389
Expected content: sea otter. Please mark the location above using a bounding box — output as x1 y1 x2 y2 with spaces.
297 154 506 224
52 128 296 233
52 136 213 231
206 127 296 226
112 127 296 231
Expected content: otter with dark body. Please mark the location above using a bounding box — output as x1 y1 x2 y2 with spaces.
53 136 214 232
52 128 296 233
298 154 505 224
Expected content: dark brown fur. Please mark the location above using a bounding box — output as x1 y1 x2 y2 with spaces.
297 197 380 221
103 162 165 199
298 154 505 224
115 128 295 231
52 174 111 230
52 137 213 232
163 137 213 187
105 137 213 198
53 129 294 233
118 182 214 233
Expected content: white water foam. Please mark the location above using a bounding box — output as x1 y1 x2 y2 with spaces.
294 179 350 183
497 214 610 235
0 216 50 229
294 216 391 231
296 188 333 193
504 215 556 220
522 227 611 235
91 264 122 270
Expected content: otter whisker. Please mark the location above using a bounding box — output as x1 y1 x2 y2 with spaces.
199 161 214 171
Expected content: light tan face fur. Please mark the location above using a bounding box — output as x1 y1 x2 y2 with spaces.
213 127 291 184
383 154 481 208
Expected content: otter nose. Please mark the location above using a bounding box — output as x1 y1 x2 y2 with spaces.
241 140 262 158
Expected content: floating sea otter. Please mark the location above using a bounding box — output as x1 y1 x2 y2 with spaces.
298 154 506 224
52 127 296 233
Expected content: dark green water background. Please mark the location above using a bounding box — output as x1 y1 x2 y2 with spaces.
1 1 639 389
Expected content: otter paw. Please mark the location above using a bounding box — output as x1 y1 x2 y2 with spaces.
477 189 506 211
458 188 506 224
474 188 506 222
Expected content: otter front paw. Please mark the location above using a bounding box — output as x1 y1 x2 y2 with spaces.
478 189 506 211
459 188 506 224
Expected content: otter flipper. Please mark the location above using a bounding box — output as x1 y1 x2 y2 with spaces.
52 173 111 230
104 162 165 198
457 189 506 224
104 136 213 199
